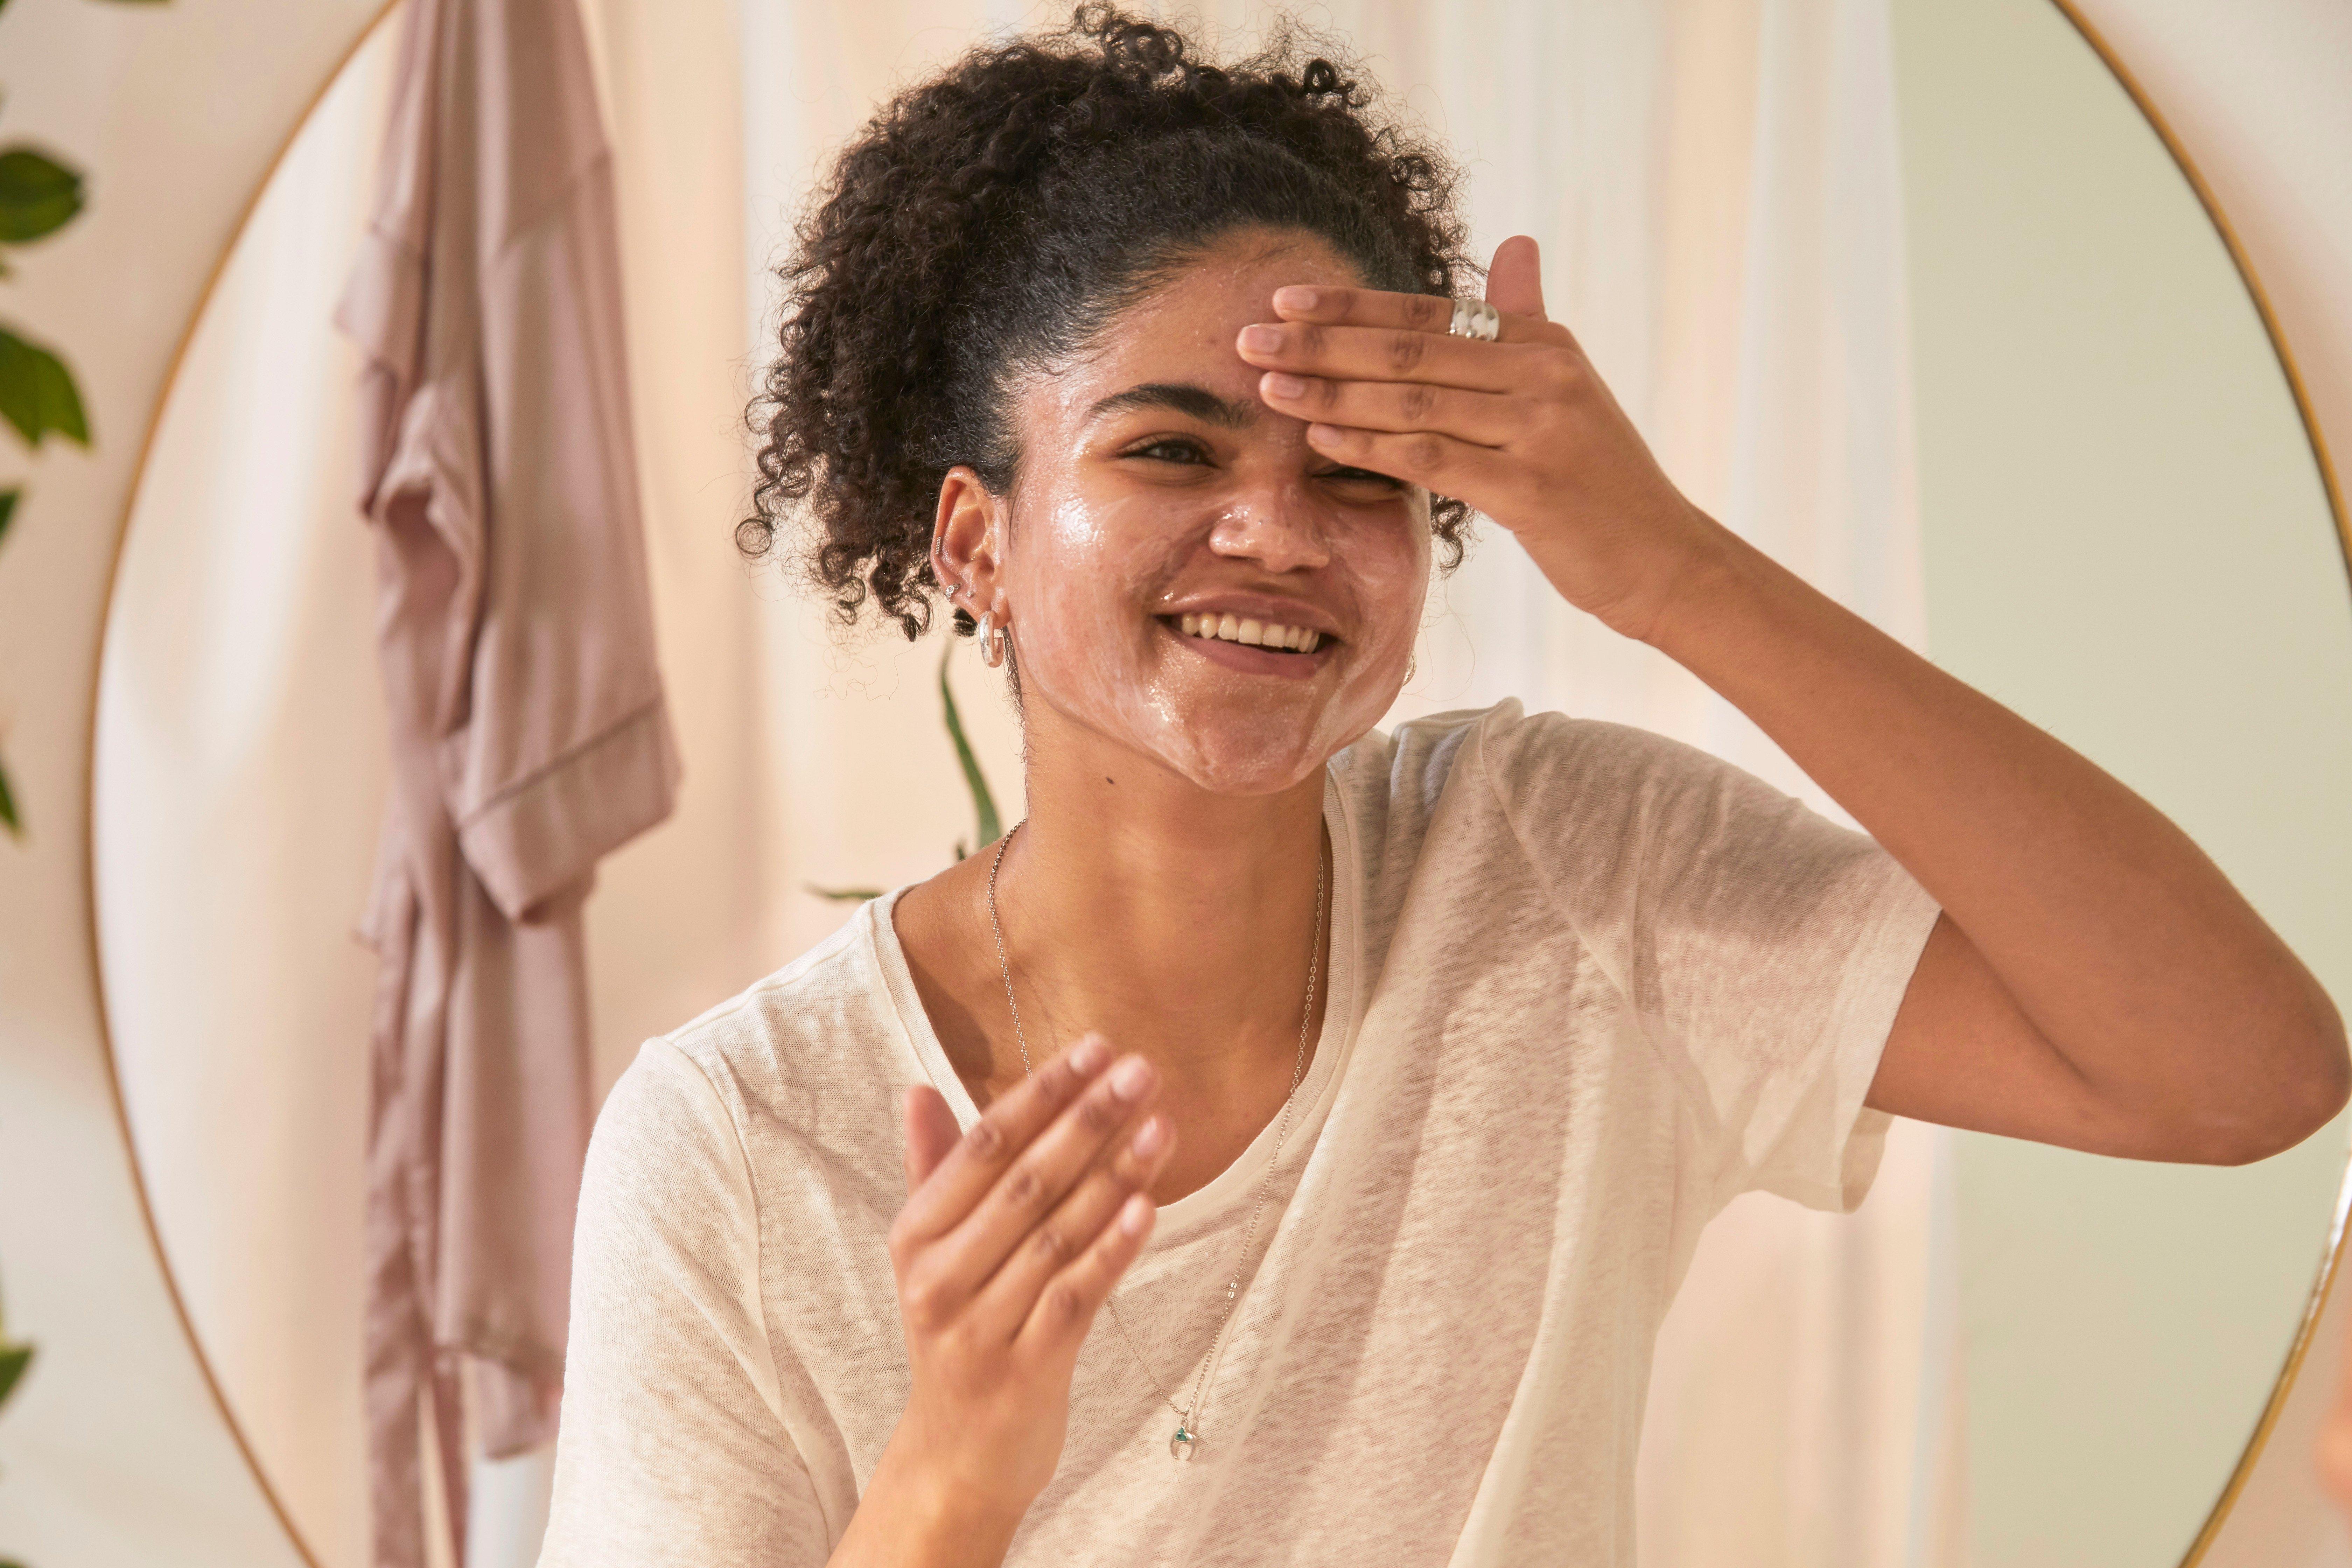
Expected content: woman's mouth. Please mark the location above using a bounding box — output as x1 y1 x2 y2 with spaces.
1156 612 1335 677
1173 611 1325 653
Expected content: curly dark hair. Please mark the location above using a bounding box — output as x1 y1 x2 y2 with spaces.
739 3 1478 642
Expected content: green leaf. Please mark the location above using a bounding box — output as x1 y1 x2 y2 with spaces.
0 754 18 838
0 1342 30 1409
939 642 1001 855
0 326 89 448
0 488 17 549
0 146 83 244
803 884 883 903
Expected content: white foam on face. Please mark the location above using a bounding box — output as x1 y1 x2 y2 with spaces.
996 229 1432 800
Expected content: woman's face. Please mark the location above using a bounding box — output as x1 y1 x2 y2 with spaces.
989 228 1433 797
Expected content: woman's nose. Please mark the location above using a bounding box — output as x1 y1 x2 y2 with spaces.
1205 481 1333 574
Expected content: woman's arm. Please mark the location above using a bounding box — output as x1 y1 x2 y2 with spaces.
541 1041 835 1567
1240 235 2347 1166
1640 515 2346 1164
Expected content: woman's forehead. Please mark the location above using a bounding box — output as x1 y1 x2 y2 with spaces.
1027 234 1364 426
1122 230 1362 342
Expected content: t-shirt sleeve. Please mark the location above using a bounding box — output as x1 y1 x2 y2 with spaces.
1480 704 1942 1215
538 1038 831 1567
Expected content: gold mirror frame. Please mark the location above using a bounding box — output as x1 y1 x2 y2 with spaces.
2033 5 2352 1561
77 3 2352 1565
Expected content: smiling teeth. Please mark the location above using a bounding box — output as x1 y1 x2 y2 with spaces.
1178 612 1322 652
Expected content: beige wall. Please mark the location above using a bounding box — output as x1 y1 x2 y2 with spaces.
1893 0 2352 1562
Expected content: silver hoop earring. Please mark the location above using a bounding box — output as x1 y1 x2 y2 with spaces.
978 612 1008 668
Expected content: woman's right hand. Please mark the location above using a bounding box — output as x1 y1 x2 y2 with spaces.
862 1034 1174 1553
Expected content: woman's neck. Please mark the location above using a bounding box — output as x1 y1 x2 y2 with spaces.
892 726 1336 1202
1013 746 1328 1057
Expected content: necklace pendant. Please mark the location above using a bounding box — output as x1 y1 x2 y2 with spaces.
1169 1425 1198 1462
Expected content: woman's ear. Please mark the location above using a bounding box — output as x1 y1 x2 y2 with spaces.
932 464 1010 621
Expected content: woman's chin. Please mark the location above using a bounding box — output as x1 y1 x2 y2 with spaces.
1028 662 1401 797
1123 675 1408 797
1148 719 1345 797
1172 755 1321 797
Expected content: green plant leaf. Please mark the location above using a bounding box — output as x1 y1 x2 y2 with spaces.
0 488 17 549
0 754 18 838
803 884 883 903
939 642 1001 855
0 146 83 244
0 1342 30 1409
0 326 89 448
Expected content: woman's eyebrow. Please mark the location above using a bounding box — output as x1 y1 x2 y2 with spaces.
1084 382 1256 430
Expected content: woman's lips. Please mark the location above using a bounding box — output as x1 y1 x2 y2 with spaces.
1156 615 1333 678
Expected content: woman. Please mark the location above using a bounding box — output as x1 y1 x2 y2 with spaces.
539 8 2348 1565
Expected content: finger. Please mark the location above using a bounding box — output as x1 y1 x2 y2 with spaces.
1014 1189 1159 1359
903 1085 963 1191
1237 319 1532 393
892 1032 1113 1252
909 1052 1161 1321
1258 370 1516 447
1302 420 1518 500
1485 234 1546 320
968 1109 1176 1343
1262 286 1549 348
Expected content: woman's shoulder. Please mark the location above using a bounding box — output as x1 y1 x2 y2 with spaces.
614 901 908 1157
1335 696 1725 827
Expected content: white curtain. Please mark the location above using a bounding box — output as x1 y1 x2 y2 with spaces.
91 1 1959 1564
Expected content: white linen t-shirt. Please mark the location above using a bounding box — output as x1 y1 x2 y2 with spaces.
537 699 1944 1567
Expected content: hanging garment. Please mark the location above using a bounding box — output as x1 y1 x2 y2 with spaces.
336 0 678 1561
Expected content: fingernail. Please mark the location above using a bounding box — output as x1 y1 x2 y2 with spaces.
1273 285 1320 311
1131 1115 1167 1158
1070 1036 1110 1074
1110 1055 1154 1099
1239 324 1282 354
1262 371 1308 400
1120 1194 1153 1236
1306 423 1343 445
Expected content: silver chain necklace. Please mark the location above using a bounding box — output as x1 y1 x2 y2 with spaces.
985 820 1325 1463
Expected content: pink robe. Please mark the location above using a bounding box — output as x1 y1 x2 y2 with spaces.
336 0 677 1560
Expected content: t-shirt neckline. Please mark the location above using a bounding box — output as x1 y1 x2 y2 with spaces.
868 770 1362 1234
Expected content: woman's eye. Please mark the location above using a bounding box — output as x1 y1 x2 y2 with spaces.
1322 465 1408 490
1129 438 1211 465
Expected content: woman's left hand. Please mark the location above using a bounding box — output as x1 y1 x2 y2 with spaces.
1238 234 1726 644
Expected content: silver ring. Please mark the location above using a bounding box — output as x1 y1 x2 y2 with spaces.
1448 298 1500 342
